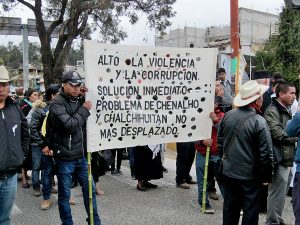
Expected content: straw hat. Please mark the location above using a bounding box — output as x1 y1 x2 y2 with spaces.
233 80 269 107
0 65 10 83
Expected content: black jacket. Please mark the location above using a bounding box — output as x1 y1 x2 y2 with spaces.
218 106 274 183
0 97 30 178
29 100 48 148
264 98 297 167
47 90 90 160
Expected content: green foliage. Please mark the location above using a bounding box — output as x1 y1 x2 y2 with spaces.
255 8 300 85
0 41 81 69
0 41 22 69
68 44 84 66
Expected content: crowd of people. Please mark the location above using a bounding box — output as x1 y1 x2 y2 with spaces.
0 64 299 225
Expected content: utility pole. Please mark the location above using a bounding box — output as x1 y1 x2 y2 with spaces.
230 0 240 94
22 24 29 91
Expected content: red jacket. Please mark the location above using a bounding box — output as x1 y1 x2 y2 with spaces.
195 107 224 156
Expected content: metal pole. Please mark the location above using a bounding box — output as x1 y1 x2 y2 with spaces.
230 0 240 94
22 24 29 92
87 152 94 225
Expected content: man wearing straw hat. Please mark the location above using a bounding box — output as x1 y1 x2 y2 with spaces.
218 80 274 225
0 65 30 225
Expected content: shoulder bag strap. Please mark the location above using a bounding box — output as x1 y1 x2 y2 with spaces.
223 111 256 159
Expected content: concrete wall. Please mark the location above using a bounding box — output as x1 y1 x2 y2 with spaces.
239 7 278 55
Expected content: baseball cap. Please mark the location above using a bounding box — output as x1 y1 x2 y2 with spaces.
61 70 83 84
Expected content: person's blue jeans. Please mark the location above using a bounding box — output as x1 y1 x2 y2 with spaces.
57 156 101 225
293 172 300 225
128 147 135 167
32 145 42 189
196 152 223 206
0 173 17 225
41 155 54 200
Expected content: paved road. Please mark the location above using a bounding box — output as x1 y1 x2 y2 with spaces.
11 155 295 225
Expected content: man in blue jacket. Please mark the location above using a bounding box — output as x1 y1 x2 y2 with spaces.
287 110 300 225
47 70 101 225
0 65 30 225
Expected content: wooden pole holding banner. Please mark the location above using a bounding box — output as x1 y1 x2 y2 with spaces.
201 146 210 213
230 0 240 95
87 152 94 225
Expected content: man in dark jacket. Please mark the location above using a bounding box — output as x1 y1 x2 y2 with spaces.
218 80 274 225
30 84 60 210
0 65 30 225
264 82 297 225
47 71 101 225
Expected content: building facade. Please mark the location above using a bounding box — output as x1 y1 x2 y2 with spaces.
155 8 279 56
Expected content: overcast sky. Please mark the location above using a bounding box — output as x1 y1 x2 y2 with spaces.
0 0 284 46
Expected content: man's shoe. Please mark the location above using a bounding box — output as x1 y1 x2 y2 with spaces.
111 170 118 175
33 187 41 197
177 183 190 189
116 169 123 175
41 200 52 210
136 184 147 191
143 181 157 188
50 187 58 194
208 191 219 200
187 180 197 185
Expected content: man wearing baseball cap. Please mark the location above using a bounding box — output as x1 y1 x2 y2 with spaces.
46 70 101 225
218 80 274 225
0 65 30 224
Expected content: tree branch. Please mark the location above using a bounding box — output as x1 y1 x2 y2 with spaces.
47 0 68 37
112 0 156 11
75 13 89 36
53 34 68 62
17 0 35 12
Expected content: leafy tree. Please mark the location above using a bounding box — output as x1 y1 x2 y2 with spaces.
255 8 300 84
0 0 176 86
0 41 42 70
0 41 22 69
68 42 84 66
28 42 42 68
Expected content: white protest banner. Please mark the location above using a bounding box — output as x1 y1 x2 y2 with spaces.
84 40 218 152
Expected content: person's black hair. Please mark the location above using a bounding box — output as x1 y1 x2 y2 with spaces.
272 72 283 80
275 82 295 98
45 84 61 101
26 88 38 99
217 68 226 74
